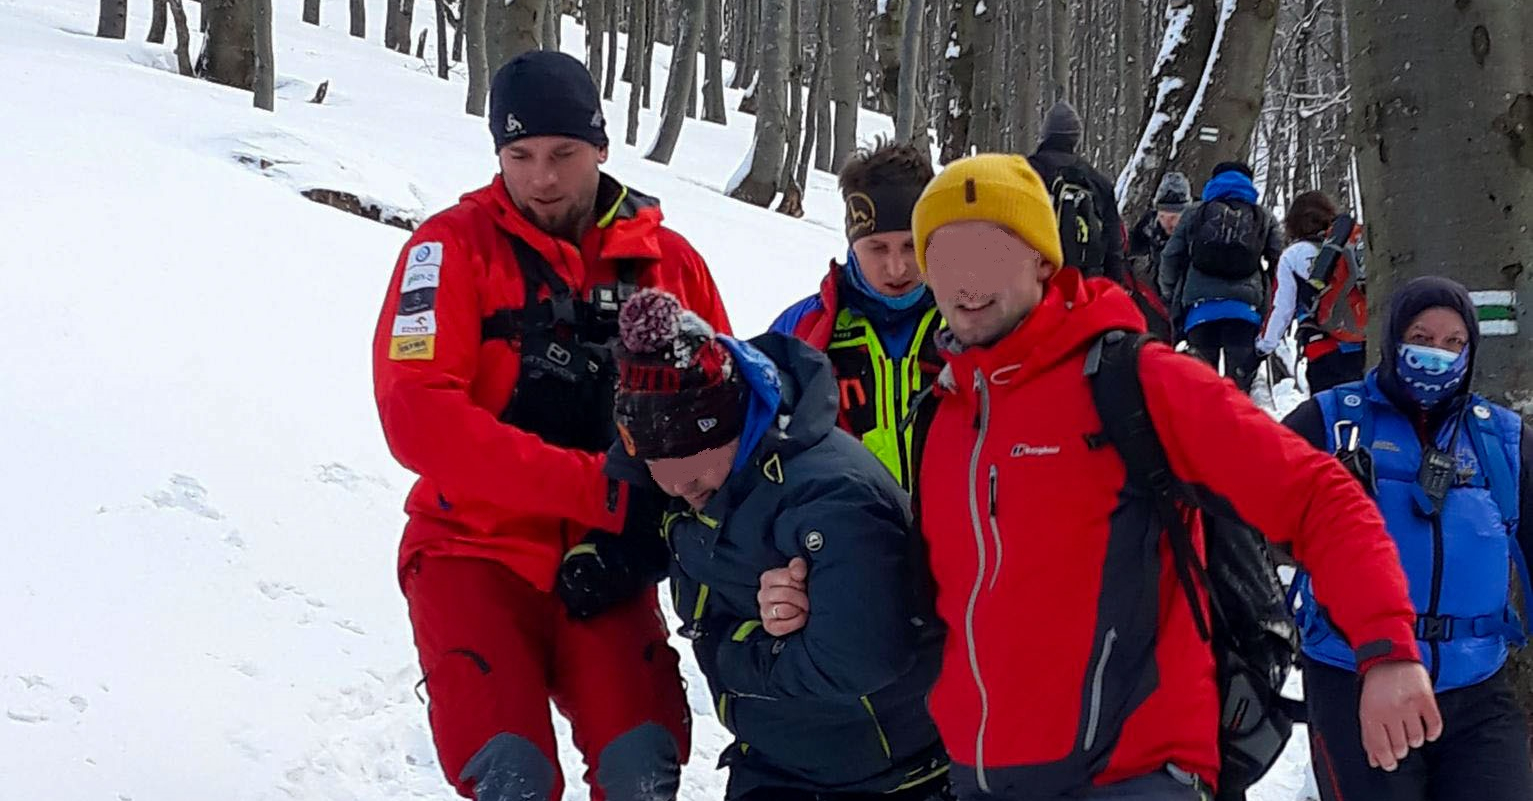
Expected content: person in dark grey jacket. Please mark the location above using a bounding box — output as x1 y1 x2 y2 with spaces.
1159 161 1283 392
605 289 951 801
1029 101 1129 285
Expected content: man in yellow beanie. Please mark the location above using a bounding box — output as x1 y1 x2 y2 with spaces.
758 154 1439 801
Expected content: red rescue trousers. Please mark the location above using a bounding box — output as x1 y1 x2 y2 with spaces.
403 547 691 801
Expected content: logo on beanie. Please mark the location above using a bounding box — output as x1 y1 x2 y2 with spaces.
698 418 718 433
591 110 605 129
846 192 877 238
505 113 524 138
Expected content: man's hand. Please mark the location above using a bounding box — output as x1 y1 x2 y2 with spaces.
758 557 810 636
1358 660 1442 772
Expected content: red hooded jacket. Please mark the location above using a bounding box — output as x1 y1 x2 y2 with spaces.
373 175 730 591
917 269 1418 795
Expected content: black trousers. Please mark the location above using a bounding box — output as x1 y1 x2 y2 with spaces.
1303 658 1533 801
738 776 955 801
1185 319 1260 393
1304 349 1365 395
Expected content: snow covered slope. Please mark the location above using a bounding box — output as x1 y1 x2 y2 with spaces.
0 1 1312 798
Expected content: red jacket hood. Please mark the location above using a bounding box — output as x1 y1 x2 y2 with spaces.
938 268 1148 401
462 174 668 268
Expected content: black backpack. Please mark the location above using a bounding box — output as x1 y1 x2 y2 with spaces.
1190 200 1265 280
1051 166 1109 278
1086 331 1303 795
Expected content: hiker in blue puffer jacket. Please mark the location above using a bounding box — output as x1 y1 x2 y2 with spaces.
1282 275 1533 801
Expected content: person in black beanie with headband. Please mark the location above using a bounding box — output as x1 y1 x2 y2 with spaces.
770 138 942 493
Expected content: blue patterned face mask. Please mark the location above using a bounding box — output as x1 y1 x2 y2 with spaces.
1395 343 1470 409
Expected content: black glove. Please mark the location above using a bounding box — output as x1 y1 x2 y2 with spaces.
556 487 671 620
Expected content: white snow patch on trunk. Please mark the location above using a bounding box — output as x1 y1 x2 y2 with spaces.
725 133 757 194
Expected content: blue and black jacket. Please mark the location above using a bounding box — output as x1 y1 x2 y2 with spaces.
610 333 947 798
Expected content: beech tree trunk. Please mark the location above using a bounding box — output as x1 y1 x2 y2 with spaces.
647 0 706 163
702 0 727 122
728 0 788 206
828 0 859 170
253 0 275 111
465 0 489 115
302 0 319 25
98 0 128 39
350 0 366 37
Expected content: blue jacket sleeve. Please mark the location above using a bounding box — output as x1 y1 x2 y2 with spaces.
1518 423 1532 570
712 478 920 700
769 294 822 338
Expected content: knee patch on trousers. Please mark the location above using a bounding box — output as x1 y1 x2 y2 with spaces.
595 722 680 801
461 732 555 801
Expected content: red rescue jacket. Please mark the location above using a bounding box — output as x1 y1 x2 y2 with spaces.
917 269 1417 795
373 175 731 591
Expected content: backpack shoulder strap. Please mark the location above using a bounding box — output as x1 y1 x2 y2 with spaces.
1085 331 1215 641
1464 403 1531 640
1324 383 1374 453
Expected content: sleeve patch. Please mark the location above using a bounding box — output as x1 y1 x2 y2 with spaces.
392 310 437 336
389 335 436 361
401 240 443 292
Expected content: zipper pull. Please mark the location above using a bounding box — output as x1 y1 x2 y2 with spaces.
988 466 999 517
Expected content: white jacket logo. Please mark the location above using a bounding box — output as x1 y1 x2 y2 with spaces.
1010 443 1061 457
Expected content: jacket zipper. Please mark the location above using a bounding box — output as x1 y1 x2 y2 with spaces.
987 465 1002 590
1082 628 1118 751
893 357 912 491
965 368 994 793
861 695 894 760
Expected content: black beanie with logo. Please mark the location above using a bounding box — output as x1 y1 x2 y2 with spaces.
489 51 609 151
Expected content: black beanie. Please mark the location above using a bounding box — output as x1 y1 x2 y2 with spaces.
489 51 609 151
1211 161 1255 180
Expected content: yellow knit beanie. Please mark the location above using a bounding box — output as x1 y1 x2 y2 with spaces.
912 153 1064 273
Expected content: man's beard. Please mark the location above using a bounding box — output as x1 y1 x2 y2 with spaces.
517 188 598 243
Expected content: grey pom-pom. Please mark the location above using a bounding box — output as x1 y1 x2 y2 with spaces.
619 288 684 354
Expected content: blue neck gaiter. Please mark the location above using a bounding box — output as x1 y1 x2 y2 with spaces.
846 250 927 311
1395 343 1470 409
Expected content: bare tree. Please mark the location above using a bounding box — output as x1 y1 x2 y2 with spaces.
626 0 649 146
253 0 275 111
544 0 561 49
200 0 259 89
702 0 727 122
385 0 416 53
1119 0 1144 158
647 0 706 163
968 1 998 152
941 0 975 164
303 0 319 25
435 0 451 78
776 0 806 216
98 0 127 39
586 0 607 85
827 0 860 170
729 0 789 206
1116 0 1218 217
350 0 366 37
894 0 925 142
799 0 831 180
465 0 489 115
604 0 620 98
1171 0 1280 187
150 0 169 43
1048 0 1069 102
641 0 657 107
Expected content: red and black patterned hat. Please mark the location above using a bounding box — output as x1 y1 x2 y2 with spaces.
613 289 746 460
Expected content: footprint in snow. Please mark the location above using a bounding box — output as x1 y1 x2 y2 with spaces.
314 462 390 493
145 474 222 520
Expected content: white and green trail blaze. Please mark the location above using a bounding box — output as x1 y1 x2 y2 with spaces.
1470 290 1519 336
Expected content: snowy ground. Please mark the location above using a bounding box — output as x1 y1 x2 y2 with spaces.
0 1 1312 798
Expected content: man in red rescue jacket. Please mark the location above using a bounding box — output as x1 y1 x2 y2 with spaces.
373 52 729 801
758 155 1441 800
